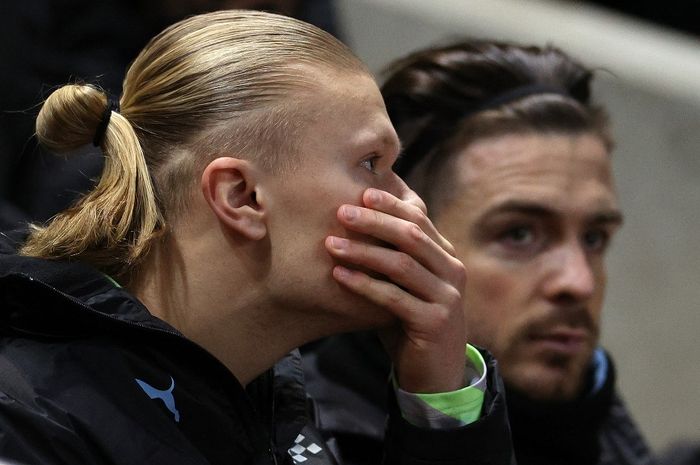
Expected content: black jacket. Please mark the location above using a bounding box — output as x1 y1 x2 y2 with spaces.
0 235 514 465
506 359 655 465
303 332 655 465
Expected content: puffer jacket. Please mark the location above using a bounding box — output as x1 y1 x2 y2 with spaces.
0 233 514 465
506 353 656 465
303 331 655 465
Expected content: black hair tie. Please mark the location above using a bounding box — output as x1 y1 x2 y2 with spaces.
92 99 120 147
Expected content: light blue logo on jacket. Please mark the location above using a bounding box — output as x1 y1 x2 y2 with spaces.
135 376 181 422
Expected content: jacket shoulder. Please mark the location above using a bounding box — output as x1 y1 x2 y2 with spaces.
598 391 657 465
0 336 210 464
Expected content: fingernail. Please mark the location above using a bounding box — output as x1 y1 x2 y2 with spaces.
367 189 381 204
330 236 349 249
342 205 358 221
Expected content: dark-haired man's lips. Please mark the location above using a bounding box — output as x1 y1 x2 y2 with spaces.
528 328 591 356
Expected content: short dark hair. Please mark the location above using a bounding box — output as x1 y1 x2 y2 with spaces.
382 40 612 214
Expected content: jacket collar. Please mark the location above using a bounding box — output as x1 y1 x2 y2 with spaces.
0 234 179 338
506 350 617 464
0 235 315 455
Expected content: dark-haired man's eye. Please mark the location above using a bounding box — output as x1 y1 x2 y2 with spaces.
583 229 609 253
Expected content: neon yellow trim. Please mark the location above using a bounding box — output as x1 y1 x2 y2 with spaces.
466 344 486 377
414 344 486 424
102 273 122 288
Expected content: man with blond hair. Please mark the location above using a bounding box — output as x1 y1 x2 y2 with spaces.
0 12 513 465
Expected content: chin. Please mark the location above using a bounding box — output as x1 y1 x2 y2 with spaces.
504 359 588 403
322 284 397 332
345 300 397 331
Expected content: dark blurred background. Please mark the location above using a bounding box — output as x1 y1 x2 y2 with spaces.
588 0 698 37
0 0 339 230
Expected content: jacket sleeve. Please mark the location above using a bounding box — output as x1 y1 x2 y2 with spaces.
0 390 104 465
382 349 515 465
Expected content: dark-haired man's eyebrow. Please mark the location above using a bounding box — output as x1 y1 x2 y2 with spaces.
589 210 624 227
475 200 623 226
479 201 556 221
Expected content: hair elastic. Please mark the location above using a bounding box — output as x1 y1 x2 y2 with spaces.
92 99 120 147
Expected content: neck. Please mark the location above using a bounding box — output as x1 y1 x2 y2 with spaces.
128 225 320 386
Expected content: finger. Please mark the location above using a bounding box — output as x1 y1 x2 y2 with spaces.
393 182 428 215
326 235 451 302
363 188 456 257
331 265 456 336
337 204 463 284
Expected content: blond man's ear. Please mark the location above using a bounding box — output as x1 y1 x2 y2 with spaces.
201 157 267 241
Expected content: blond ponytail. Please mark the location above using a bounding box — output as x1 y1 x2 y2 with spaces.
21 10 368 278
21 84 164 278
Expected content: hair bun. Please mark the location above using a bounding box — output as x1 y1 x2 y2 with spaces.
36 84 107 153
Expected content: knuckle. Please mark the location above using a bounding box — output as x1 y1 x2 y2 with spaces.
429 304 452 328
449 257 467 287
371 209 385 227
442 238 457 257
390 194 401 211
403 223 425 249
401 186 426 212
395 251 415 275
443 286 463 309
383 287 405 309
408 204 429 227
410 195 428 216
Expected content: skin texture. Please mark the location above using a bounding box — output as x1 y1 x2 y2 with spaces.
431 132 622 401
262 70 467 392
134 69 467 392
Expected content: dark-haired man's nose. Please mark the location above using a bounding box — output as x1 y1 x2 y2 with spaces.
542 243 596 306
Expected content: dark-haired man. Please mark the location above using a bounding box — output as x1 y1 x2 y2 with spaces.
304 40 655 465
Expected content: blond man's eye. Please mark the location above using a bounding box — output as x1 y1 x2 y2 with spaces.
360 156 379 174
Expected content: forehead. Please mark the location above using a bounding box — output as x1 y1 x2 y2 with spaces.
294 68 400 161
448 132 618 220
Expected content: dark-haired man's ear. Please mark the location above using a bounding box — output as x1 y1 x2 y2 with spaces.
201 157 267 240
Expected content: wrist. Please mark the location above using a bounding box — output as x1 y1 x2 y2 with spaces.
396 355 467 393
